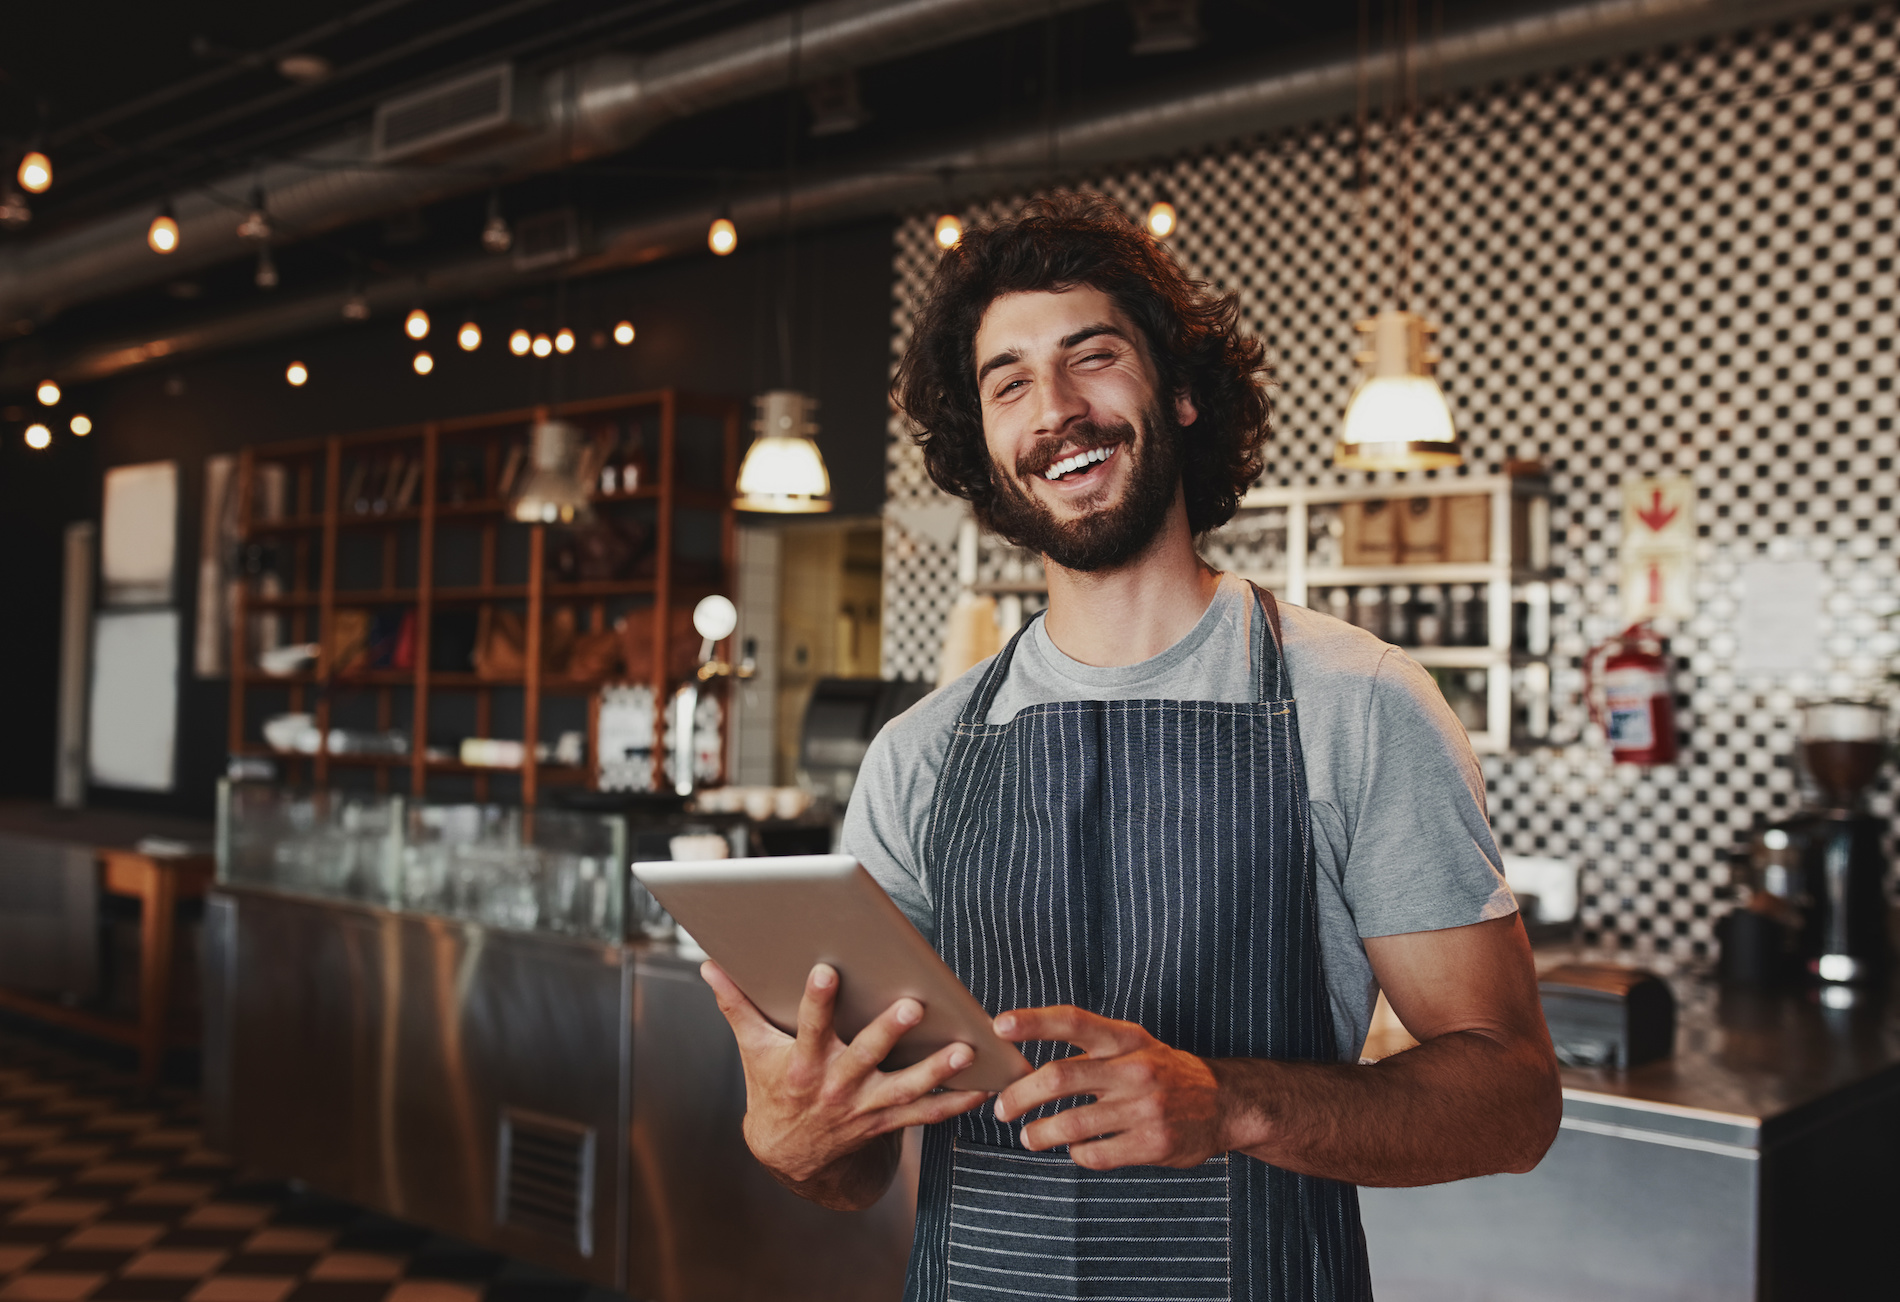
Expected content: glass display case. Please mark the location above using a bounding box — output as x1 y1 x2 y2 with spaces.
215 780 630 941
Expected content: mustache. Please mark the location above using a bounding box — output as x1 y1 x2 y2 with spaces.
1013 419 1137 478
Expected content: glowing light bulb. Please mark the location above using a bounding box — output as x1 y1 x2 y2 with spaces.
509 329 531 356
36 379 59 406
413 351 434 375
531 333 552 358
458 322 481 351
1145 199 1177 240
613 321 635 345
24 424 51 449
286 362 308 387
70 414 92 436
17 151 51 195
934 213 963 249
148 209 179 254
404 308 430 340
554 328 575 354
708 216 737 255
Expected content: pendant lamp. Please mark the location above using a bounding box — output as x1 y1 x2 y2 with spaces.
736 390 832 513
510 419 593 524
1333 310 1459 470
1333 0 1460 473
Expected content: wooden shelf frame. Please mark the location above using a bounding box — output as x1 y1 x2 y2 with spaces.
228 388 743 802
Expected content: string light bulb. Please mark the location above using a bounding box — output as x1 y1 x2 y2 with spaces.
70 414 92 436
509 329 531 356
17 151 51 195
531 333 552 358
24 424 51 449
554 328 575 354
708 215 737 256
342 291 370 322
613 321 635 345
458 321 482 351
1145 196 1178 240
148 203 179 254
36 379 59 406
934 213 963 249
404 308 430 340
286 362 308 387
413 351 434 375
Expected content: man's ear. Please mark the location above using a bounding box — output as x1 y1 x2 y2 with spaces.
1174 389 1200 428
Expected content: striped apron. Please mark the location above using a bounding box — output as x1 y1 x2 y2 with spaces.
903 585 1371 1302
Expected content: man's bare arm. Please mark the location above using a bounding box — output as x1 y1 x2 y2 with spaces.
1211 916 1560 1185
993 916 1561 1187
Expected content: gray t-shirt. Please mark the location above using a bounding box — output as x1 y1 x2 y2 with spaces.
841 571 1515 1060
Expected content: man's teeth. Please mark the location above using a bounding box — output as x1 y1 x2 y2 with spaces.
1043 446 1112 481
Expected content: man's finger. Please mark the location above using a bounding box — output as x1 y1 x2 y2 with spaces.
1018 1098 1144 1153
863 1039 977 1109
877 1089 992 1132
993 1054 1116 1123
838 996 926 1075
995 1005 1147 1058
792 963 845 1060
700 960 788 1050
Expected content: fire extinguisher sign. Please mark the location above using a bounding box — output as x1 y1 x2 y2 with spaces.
1619 476 1695 623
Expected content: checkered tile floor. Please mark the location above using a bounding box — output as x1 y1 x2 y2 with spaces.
0 1022 611 1302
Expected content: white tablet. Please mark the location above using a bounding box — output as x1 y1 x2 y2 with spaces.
632 854 1031 1092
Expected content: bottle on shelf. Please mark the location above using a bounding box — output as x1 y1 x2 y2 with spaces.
620 419 647 493
1414 584 1443 647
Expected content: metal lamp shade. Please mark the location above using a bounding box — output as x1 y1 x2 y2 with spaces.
511 420 593 524
736 390 832 513
1333 310 1462 472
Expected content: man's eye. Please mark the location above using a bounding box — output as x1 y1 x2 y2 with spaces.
996 378 1027 396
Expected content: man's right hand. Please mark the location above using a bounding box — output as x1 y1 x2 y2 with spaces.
702 959 989 1205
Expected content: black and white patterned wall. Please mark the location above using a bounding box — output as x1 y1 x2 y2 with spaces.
880 4 1900 962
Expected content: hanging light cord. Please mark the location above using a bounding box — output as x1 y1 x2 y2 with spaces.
1396 0 1417 315
1354 0 1371 320
777 8 802 391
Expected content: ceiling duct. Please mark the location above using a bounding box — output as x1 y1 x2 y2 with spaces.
511 208 580 271
8 0 1849 387
0 0 1104 335
373 64 518 163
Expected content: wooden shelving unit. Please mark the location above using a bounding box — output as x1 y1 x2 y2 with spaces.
226 389 742 803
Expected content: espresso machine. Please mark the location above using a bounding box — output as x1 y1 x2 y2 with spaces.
1745 701 1893 986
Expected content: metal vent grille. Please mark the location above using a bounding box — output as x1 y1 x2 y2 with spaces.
512 209 580 271
496 1108 595 1256
373 65 514 162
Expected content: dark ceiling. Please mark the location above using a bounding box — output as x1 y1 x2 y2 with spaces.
0 0 1539 366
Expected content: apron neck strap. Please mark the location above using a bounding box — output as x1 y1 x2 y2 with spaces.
1249 581 1289 701
957 609 1042 726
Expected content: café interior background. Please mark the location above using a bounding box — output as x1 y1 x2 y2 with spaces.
882 2 1900 964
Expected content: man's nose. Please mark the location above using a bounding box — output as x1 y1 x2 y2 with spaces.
1036 365 1088 436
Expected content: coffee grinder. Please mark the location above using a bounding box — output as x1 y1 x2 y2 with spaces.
1748 701 1892 986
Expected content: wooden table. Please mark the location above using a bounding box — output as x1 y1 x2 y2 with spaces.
0 847 215 1086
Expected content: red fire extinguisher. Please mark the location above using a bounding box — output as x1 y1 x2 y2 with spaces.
1585 621 1679 765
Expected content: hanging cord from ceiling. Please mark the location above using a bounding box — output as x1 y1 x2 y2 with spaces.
776 7 804 392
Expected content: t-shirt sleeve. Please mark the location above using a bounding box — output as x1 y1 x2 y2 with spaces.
1339 648 1517 938
839 678 977 944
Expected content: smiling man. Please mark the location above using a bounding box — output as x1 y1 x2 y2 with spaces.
702 193 1560 1301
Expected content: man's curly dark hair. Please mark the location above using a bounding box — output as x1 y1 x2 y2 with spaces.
892 191 1271 537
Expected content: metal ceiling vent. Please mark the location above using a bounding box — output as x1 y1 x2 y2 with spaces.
374 64 516 163
496 1108 596 1256
511 209 580 272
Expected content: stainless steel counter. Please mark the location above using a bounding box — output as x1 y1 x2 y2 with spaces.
203 884 916 1301
1361 952 1900 1302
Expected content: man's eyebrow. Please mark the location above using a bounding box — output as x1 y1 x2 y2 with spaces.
975 324 1130 386
976 349 1021 385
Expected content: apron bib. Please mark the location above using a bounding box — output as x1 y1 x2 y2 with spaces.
903 586 1371 1302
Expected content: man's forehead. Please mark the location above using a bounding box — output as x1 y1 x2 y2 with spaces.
974 286 1128 355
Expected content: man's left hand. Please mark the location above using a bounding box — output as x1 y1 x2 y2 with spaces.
991 1005 1229 1169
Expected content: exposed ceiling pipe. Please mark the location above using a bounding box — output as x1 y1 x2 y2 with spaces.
11 0 1845 389
0 0 1102 333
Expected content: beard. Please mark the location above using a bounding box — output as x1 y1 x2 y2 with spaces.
982 399 1183 573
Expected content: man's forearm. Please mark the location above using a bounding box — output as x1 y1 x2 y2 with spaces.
1213 1029 1561 1187
756 1126 903 1211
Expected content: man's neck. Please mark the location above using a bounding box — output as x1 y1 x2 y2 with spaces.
1039 499 1221 667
